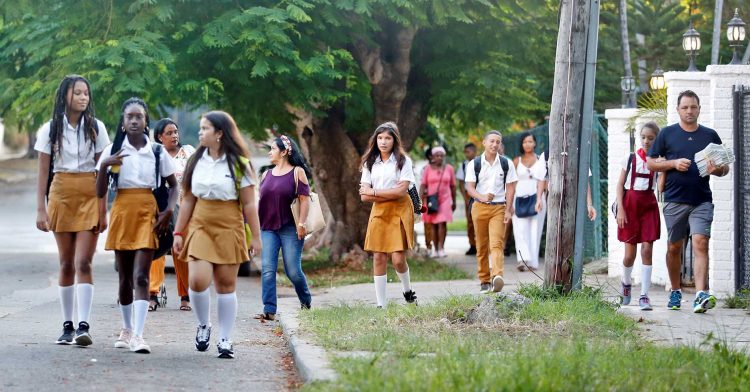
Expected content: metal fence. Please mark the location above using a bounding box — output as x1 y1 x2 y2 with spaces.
503 115 608 260
734 85 750 291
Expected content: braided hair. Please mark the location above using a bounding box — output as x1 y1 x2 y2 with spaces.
49 75 98 159
108 97 151 190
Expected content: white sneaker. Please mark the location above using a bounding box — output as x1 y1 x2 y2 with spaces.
492 275 505 293
114 328 132 349
217 339 234 359
428 249 436 258
129 335 151 354
438 249 447 258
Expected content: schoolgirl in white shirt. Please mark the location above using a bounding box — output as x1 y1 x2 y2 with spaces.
172 110 261 359
96 98 178 354
359 122 418 308
35 75 110 346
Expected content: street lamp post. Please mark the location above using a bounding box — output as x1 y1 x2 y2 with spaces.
620 76 636 108
727 9 746 65
649 66 666 91
683 21 701 71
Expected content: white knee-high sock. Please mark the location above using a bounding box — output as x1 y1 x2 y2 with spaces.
132 300 148 337
189 288 211 326
59 285 74 323
120 303 133 330
374 275 387 307
76 283 94 324
622 266 633 285
396 268 412 293
640 265 653 296
217 292 237 341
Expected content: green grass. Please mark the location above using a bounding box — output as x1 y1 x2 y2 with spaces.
446 218 467 232
723 289 750 309
277 248 469 289
300 284 750 391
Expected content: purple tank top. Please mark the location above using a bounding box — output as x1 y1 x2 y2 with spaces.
259 169 310 231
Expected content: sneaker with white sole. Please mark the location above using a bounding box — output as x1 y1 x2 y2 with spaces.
74 321 93 346
56 321 75 345
620 282 632 306
479 283 491 293
217 339 234 359
638 296 653 311
492 275 504 293
114 328 132 349
129 335 151 354
693 291 717 314
195 324 211 352
403 290 418 305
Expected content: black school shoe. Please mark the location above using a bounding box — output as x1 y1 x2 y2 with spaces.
403 290 418 305
74 321 93 346
56 321 75 345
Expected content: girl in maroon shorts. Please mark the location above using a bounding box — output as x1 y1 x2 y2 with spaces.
615 122 661 310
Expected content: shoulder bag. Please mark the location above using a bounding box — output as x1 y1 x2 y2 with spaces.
291 168 326 234
426 167 445 214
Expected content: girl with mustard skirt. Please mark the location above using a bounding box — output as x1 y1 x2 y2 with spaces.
172 111 261 359
96 98 178 354
35 75 110 346
359 122 418 308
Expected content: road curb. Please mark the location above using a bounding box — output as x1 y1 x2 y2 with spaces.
277 304 337 383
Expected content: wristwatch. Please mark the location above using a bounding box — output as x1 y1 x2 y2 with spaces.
298 222 307 230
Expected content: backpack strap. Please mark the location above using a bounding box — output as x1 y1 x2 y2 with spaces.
473 156 482 185
233 156 250 201
152 143 161 189
474 155 509 191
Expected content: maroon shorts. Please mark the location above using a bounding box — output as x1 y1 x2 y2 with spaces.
617 190 660 244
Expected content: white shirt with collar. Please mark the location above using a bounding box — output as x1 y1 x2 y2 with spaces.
97 135 176 189
360 153 416 190
191 149 255 201
34 116 110 173
464 152 518 203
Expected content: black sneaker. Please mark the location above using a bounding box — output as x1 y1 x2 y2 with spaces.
195 324 211 352
74 321 93 346
301 303 311 310
465 246 477 256
217 339 234 359
56 321 75 345
480 283 491 293
403 290 418 305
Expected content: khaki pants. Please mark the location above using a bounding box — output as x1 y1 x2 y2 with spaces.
472 202 507 283
149 254 190 297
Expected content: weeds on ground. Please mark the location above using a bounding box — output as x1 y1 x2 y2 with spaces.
723 289 750 309
278 248 468 289
300 284 750 391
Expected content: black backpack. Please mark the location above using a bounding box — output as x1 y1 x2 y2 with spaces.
473 155 510 190
151 143 173 260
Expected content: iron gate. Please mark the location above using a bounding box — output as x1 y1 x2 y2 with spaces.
734 85 750 291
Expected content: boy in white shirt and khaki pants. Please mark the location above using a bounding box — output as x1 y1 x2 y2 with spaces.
465 131 518 293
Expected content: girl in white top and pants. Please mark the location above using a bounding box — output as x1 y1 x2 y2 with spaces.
173 111 261 359
511 133 546 271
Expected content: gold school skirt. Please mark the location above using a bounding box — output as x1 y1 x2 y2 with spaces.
105 189 158 251
47 172 98 233
181 199 248 265
364 195 414 253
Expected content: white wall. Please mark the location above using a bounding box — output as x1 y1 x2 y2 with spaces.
605 64 750 297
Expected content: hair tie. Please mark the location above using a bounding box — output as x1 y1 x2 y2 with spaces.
280 135 293 152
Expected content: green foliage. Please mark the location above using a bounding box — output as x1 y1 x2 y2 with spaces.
723 289 750 309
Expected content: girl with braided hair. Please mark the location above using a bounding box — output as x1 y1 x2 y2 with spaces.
96 97 178 353
35 75 110 346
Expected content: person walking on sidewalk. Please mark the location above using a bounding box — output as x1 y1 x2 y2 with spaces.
419 147 434 253
96 98 178 354
420 146 456 258
256 135 313 321
148 118 196 311
359 122 418 308
465 131 518 293
647 90 729 313
511 132 546 272
35 75 110 346
455 143 478 255
172 111 261 359
616 122 661 311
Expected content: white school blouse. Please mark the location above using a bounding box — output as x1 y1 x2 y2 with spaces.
34 116 110 173
360 154 416 190
464 152 518 203
97 136 176 189
621 153 656 191
191 150 255 201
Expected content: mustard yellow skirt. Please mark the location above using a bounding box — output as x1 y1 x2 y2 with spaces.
364 195 414 253
181 199 248 265
105 189 158 251
47 172 98 233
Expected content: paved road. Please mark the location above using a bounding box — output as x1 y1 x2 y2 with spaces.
0 172 299 391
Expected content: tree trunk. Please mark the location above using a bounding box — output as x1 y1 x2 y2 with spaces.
544 0 592 291
743 44 750 64
711 0 724 65
619 0 634 107
25 131 38 159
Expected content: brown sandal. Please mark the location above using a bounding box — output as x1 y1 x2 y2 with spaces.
253 312 275 321
179 296 191 311
148 295 159 311
517 264 527 272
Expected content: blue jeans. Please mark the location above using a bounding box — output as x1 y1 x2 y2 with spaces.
261 223 311 314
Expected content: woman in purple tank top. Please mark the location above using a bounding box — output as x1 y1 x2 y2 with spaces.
255 135 313 321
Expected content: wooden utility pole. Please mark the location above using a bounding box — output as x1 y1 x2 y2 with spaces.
544 0 600 291
618 0 634 107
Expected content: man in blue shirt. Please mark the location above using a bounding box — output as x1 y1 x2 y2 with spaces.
647 90 729 313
